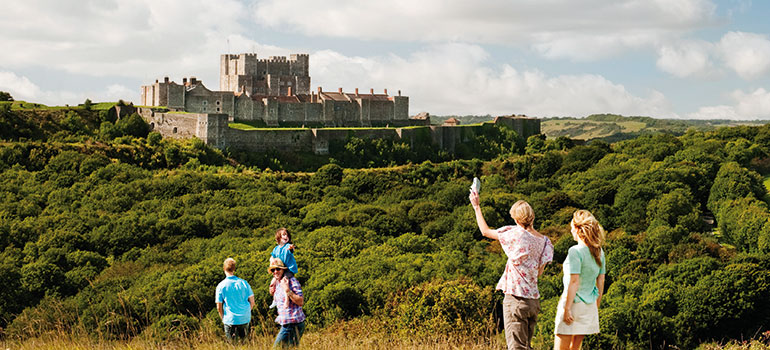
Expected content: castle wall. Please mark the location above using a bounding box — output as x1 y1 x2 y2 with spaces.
369 100 394 125
184 87 234 115
139 106 541 158
167 84 185 109
225 128 314 153
278 102 307 124
197 113 229 149
494 117 541 138
138 108 199 140
141 85 153 106
233 95 255 121
156 82 168 106
394 96 409 120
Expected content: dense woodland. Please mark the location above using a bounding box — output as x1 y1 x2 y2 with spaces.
2 101 770 349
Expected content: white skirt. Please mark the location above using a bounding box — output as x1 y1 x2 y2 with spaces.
554 294 600 335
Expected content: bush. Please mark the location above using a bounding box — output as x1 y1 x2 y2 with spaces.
385 278 495 336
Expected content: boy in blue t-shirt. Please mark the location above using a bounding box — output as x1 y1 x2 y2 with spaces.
270 228 298 307
215 258 254 341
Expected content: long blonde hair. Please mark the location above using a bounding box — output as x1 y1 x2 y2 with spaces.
572 210 604 266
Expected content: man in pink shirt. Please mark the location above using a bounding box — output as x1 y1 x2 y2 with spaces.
470 192 554 350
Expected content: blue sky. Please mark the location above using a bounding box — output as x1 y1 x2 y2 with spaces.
1 0 769 119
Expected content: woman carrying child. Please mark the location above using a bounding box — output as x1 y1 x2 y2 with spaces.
470 191 554 350
554 210 606 350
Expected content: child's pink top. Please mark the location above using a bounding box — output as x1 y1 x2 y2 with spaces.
495 225 554 299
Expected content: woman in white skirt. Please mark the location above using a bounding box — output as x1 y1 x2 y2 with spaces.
554 210 606 350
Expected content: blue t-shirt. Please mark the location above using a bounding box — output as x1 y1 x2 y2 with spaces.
271 244 298 275
562 243 606 304
215 275 254 325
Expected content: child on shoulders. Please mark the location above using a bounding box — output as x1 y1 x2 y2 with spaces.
270 228 298 307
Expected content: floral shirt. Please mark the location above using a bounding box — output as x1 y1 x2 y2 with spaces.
495 225 554 299
274 277 306 325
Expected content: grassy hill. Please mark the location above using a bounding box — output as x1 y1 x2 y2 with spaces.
434 113 770 143
542 114 770 142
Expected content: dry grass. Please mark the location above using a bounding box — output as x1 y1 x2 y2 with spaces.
0 332 508 350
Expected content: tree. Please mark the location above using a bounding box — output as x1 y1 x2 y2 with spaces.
708 162 765 213
0 91 12 101
83 98 93 111
116 113 150 138
525 134 546 154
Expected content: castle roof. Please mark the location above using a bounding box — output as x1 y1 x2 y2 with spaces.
348 93 391 102
319 91 392 102
443 117 461 125
321 92 350 102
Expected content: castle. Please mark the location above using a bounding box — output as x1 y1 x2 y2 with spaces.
141 53 410 127
138 53 541 154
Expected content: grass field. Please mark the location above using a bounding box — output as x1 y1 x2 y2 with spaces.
541 119 648 140
2 331 765 350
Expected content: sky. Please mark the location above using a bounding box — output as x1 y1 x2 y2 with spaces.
1 0 770 119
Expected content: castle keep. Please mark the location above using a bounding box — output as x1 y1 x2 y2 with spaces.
141 53 410 127
138 52 541 154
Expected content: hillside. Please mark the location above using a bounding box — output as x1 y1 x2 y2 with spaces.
2 103 770 349
542 114 770 142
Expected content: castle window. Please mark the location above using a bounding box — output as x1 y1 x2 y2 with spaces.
173 127 178 134
216 107 221 112
216 100 221 105
202 101 207 105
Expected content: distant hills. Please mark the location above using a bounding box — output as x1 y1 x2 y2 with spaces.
432 114 770 143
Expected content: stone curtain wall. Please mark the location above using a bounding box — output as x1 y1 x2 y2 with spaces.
139 108 200 140
139 109 540 155
226 128 315 152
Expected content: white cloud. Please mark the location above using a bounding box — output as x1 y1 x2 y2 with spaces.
656 40 715 78
0 0 253 80
0 71 42 99
311 44 676 117
687 105 739 119
255 0 717 61
688 88 770 120
654 31 770 80
0 71 139 106
733 88 770 118
717 31 770 79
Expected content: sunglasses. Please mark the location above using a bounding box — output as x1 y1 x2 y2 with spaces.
270 268 280 273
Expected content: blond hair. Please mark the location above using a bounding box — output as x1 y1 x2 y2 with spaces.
223 258 236 273
510 200 535 228
571 210 604 266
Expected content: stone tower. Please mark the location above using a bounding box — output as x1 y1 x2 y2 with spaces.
220 53 310 96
